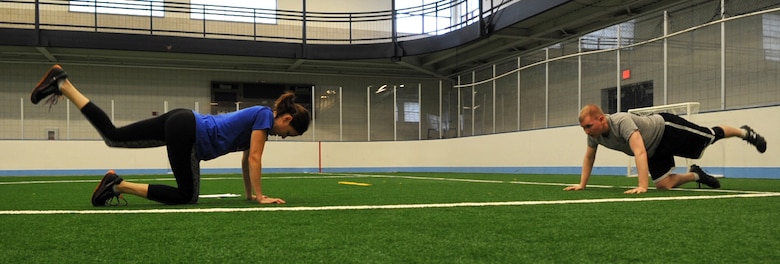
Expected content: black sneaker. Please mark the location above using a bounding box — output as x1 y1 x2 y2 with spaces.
690 164 720 189
30 64 68 107
91 170 126 207
741 125 766 153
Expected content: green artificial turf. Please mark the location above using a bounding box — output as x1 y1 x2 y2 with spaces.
0 173 778 263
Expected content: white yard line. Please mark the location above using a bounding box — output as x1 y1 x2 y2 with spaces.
1 173 777 215
0 175 369 185
324 173 770 193
1 173 772 194
1 192 778 215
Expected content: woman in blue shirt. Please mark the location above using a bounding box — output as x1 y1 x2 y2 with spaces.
31 65 310 206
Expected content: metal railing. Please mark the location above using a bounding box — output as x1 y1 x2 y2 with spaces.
0 0 495 44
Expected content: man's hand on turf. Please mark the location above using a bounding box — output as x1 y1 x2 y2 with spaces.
624 187 647 194
563 185 585 191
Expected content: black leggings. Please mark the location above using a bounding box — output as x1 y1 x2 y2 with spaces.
81 102 200 204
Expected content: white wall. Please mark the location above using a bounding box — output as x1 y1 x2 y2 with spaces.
292 0 391 12
1 106 778 178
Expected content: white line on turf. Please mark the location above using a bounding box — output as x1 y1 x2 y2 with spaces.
0 173 769 194
199 193 241 198
1 173 768 194
0 175 371 185
0 177 237 185
322 173 766 194
2 173 777 215
1 192 778 215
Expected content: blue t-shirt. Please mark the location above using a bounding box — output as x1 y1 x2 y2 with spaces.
193 106 274 161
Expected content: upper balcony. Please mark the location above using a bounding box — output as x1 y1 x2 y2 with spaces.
0 0 687 78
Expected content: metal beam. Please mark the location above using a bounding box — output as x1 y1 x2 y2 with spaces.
287 59 305 71
394 59 452 80
35 47 57 62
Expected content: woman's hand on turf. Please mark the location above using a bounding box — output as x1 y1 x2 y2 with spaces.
257 195 286 204
563 185 584 191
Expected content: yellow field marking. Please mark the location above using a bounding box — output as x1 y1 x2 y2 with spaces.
338 181 371 186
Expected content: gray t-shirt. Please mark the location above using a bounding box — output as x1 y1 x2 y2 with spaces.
587 113 665 157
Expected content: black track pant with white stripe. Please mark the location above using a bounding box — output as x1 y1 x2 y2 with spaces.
81 101 200 204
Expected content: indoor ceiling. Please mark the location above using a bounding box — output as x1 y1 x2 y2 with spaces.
0 0 691 81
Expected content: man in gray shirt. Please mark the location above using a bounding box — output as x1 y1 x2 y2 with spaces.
565 104 766 194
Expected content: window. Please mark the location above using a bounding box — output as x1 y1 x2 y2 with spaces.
403 102 420 122
581 20 635 50
190 0 276 24
459 0 479 25
395 0 455 35
601 81 653 114
763 14 780 61
69 0 164 17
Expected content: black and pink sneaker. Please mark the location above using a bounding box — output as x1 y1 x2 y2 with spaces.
91 170 126 206
30 64 68 108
